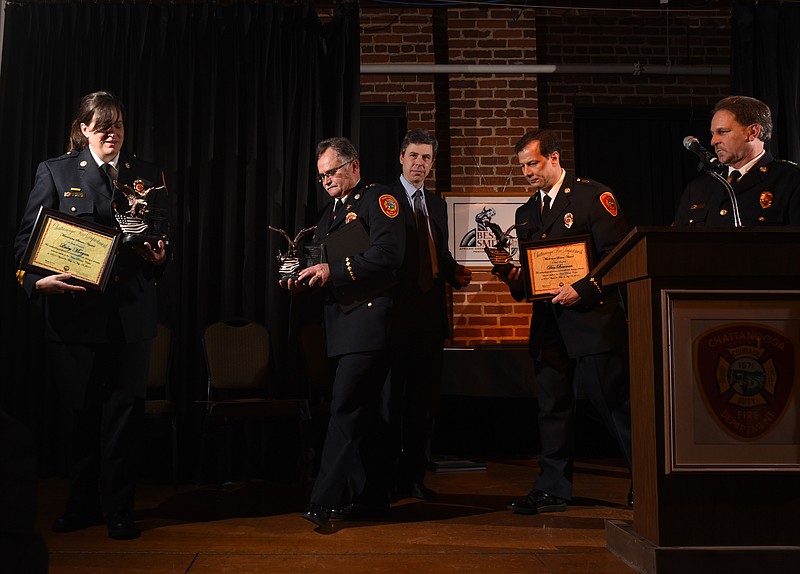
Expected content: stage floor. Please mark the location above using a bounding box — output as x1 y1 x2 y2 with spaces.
37 458 634 573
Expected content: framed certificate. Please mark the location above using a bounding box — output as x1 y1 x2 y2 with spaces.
20 206 121 291
519 235 592 301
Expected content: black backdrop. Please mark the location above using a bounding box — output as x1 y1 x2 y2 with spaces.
1 1 799 477
0 0 360 476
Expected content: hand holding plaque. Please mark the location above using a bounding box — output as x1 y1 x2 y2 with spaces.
269 225 320 281
112 179 170 246
483 221 526 277
518 235 592 301
19 206 120 291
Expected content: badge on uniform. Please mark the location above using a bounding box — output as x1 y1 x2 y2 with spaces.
379 194 399 218
564 212 574 229
345 212 358 223
600 192 619 217
760 191 773 209
64 188 85 198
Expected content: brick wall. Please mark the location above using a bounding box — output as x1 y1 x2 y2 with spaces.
357 4 731 346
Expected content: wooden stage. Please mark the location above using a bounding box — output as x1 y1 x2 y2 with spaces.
39 458 634 573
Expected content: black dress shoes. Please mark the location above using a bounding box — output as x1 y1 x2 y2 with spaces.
507 490 567 515
52 511 104 533
396 481 437 501
410 481 437 501
106 511 140 540
303 504 331 528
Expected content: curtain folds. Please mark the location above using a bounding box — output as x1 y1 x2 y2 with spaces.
0 1 360 475
731 3 800 162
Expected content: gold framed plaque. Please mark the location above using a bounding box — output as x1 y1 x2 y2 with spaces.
519 235 591 301
20 206 121 291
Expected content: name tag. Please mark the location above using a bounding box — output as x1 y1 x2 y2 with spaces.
64 188 86 198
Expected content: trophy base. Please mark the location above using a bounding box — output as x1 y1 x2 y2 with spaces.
121 233 169 246
491 262 514 278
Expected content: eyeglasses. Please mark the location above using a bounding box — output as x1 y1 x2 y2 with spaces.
317 160 354 184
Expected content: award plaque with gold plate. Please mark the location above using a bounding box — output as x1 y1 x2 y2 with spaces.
20 206 121 291
518 235 592 301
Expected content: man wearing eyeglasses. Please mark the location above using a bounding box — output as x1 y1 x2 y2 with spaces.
282 137 404 529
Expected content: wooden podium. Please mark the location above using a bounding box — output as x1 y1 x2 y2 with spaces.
592 227 800 573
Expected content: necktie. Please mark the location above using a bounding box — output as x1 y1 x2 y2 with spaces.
541 193 551 218
413 189 438 292
727 170 741 184
101 163 118 193
102 163 123 211
331 199 342 221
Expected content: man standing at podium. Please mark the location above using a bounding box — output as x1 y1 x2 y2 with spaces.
675 95 800 226
496 130 633 514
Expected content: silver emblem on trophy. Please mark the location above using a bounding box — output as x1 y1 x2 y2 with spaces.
112 179 169 245
268 225 320 281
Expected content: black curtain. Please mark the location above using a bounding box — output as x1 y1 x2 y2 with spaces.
0 0 360 476
731 2 800 162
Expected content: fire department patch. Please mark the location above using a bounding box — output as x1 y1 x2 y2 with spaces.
379 194 399 218
694 323 794 441
345 212 357 224
599 192 618 217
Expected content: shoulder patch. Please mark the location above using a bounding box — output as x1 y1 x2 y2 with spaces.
379 194 400 218
599 192 619 217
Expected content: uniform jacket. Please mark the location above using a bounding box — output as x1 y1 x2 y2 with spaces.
514 173 629 358
14 148 167 344
312 181 405 357
385 178 460 336
674 152 800 227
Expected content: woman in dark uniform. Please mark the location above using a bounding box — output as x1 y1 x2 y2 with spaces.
14 91 168 540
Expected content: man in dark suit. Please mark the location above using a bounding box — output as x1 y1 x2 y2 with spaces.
496 130 632 513
14 91 168 540
385 129 472 501
675 95 800 227
282 137 405 528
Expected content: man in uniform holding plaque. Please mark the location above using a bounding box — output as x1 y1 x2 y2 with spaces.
14 91 168 540
385 129 472 501
495 130 633 514
674 95 800 227
281 137 404 528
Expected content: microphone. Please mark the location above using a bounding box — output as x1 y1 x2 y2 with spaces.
682 136 742 227
683 136 725 174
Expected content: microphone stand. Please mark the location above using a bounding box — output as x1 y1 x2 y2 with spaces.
703 167 742 228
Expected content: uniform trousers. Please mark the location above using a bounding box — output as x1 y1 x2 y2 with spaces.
532 311 632 501
311 350 392 509
50 339 151 515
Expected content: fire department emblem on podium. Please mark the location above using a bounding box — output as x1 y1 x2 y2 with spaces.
694 323 794 441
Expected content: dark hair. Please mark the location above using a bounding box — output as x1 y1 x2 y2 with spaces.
400 128 438 157
712 96 772 142
316 137 359 163
67 91 126 152
514 130 561 157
